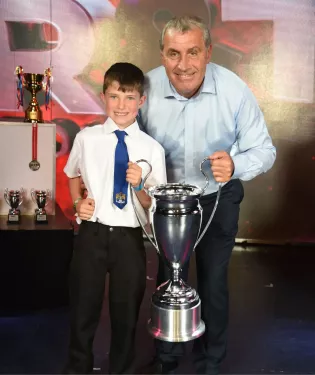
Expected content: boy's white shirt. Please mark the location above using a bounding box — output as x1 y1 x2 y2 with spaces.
64 117 167 227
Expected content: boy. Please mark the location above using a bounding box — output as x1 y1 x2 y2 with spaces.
63 62 167 374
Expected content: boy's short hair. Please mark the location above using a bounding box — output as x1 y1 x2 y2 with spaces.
103 62 145 96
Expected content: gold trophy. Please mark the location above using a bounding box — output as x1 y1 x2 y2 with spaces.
15 66 52 171
15 66 52 123
23 73 45 123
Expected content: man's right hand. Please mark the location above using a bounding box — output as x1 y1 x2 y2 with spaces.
76 198 95 220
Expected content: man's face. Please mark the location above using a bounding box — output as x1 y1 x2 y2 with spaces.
161 27 212 98
103 81 145 129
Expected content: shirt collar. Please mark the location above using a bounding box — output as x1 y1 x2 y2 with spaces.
163 63 216 99
102 117 140 138
202 64 216 94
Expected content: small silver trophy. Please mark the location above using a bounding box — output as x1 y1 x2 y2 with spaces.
31 189 50 223
131 158 222 342
4 188 24 224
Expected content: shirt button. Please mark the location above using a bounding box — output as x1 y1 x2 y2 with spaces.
109 227 114 232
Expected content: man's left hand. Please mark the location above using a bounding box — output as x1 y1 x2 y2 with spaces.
209 151 234 183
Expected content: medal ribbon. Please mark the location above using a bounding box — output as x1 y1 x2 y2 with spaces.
32 121 38 161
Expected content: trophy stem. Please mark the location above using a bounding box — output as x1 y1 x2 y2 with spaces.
25 93 42 122
172 268 180 283
31 90 37 104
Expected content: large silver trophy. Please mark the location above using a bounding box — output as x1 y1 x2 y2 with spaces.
131 158 221 342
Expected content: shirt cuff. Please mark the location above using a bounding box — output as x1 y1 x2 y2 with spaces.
231 154 247 180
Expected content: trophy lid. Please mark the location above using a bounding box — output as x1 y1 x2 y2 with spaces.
148 183 203 201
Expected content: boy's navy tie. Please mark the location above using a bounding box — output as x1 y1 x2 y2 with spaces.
113 130 129 209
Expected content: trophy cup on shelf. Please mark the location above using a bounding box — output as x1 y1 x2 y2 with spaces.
31 189 51 223
4 188 24 224
130 158 222 342
23 72 45 123
15 66 52 171
15 66 52 123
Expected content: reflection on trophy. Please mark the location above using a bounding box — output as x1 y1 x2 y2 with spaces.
131 159 222 342
31 189 50 223
4 188 24 224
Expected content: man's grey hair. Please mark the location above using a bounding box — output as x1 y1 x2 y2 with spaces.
159 15 212 50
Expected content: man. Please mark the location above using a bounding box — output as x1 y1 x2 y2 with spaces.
139 15 276 375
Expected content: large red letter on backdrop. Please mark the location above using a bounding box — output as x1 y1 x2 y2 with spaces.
0 0 104 114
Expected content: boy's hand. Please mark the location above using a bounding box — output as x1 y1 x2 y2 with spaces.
126 162 142 187
76 198 95 220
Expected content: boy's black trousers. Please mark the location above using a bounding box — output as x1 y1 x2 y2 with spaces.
64 221 146 374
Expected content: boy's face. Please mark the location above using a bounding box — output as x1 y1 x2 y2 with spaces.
103 81 146 129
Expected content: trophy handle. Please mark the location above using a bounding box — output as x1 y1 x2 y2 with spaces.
45 189 51 206
194 158 223 249
4 188 10 206
129 159 160 253
18 187 24 206
199 157 210 195
134 159 152 191
30 188 37 204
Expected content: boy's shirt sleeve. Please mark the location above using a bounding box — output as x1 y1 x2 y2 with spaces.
63 134 81 178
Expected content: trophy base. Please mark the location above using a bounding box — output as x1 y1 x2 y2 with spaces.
148 279 205 342
24 108 43 123
24 117 43 123
35 210 48 224
147 299 205 342
7 213 20 224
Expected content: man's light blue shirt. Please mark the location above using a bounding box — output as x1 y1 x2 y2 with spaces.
139 63 276 195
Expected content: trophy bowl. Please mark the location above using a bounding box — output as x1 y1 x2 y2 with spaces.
23 73 45 123
131 159 222 342
148 183 203 270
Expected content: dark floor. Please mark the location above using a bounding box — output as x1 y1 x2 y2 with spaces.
1 243 315 374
